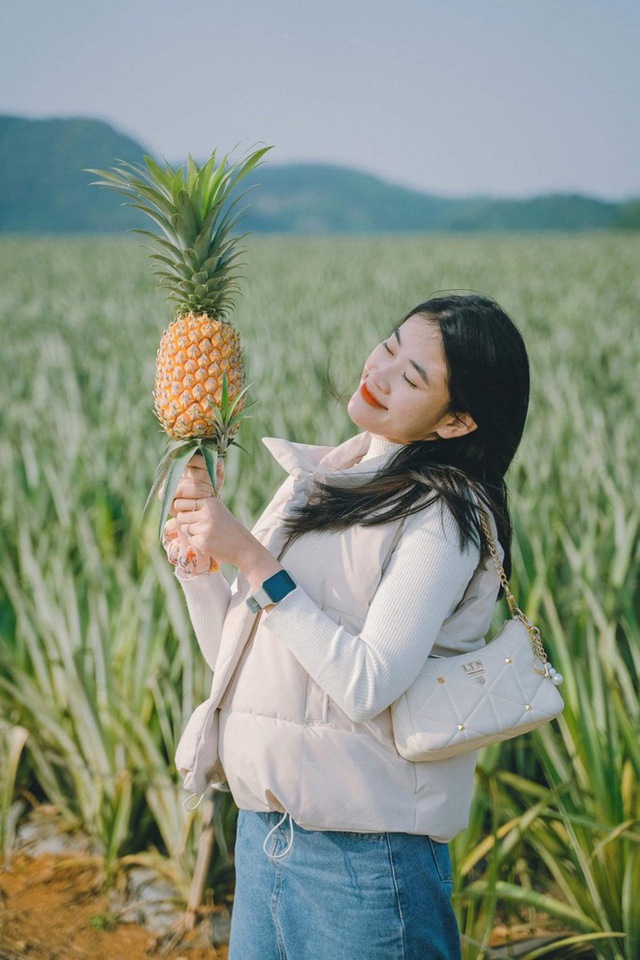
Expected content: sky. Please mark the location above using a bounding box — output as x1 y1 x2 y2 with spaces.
2 0 639 200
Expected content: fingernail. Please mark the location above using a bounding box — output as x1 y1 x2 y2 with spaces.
162 530 178 548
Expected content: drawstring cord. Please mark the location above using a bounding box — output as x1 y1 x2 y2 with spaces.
183 789 209 811
263 811 295 860
184 795 295 858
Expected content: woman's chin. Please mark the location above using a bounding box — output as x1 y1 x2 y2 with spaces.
347 394 369 429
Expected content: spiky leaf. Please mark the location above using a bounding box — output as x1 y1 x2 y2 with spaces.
87 144 272 320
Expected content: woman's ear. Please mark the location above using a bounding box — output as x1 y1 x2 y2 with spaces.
435 413 478 439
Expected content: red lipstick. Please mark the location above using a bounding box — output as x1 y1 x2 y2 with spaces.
360 382 386 409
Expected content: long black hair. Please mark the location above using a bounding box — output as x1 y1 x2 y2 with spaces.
283 294 530 576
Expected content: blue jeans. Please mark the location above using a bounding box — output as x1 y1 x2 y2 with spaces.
229 810 462 960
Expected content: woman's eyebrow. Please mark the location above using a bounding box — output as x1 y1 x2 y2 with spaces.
392 328 429 384
410 360 430 385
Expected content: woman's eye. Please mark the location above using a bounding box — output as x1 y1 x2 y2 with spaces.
383 341 393 354
403 373 418 389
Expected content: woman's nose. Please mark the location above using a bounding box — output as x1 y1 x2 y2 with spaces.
366 363 391 394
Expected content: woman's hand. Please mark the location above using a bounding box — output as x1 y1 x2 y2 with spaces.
162 517 217 576
160 454 225 576
172 454 282 589
174 493 258 569
168 453 225 505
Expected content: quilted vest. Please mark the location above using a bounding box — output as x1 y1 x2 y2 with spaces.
175 431 501 841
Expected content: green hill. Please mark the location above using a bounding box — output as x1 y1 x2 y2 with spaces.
242 165 618 233
0 114 630 234
0 115 146 232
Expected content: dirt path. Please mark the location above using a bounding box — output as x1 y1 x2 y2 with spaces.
0 853 227 960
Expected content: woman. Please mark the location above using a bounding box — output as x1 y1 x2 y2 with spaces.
164 293 530 960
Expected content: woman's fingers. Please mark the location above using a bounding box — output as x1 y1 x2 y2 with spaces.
162 472 223 578
173 498 207 515
163 515 217 576
162 519 183 565
182 456 225 493
173 485 215 504
158 455 225 512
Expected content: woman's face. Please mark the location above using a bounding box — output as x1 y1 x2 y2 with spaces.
347 314 476 444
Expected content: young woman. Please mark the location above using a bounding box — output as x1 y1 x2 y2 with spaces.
164 293 530 960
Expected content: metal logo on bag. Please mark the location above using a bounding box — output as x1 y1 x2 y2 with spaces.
461 660 487 684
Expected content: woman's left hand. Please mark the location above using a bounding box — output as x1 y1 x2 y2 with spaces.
172 459 283 589
174 492 255 569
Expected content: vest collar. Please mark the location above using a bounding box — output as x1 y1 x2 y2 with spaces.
261 432 401 487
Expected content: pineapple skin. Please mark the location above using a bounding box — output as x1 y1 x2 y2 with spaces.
154 312 245 440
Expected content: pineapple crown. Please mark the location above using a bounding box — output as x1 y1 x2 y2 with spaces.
88 145 272 319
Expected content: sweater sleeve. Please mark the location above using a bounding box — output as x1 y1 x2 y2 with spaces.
173 475 294 675
174 568 232 673
263 502 481 723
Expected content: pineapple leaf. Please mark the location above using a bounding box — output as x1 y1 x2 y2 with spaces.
206 247 246 277
180 247 200 273
225 146 272 195
214 190 251 237
193 152 216 214
198 442 220 496
199 237 239 274
141 155 176 195
205 172 235 216
186 154 198 194
114 160 178 207
175 278 197 293
149 254 193 279
175 189 200 239
199 201 222 238
129 206 180 245
202 152 232 212
157 445 198 542
192 226 214 266
221 371 229 413
85 171 137 191
91 144 273 318
171 166 187 202
126 183 177 220
129 198 175 227
226 382 254 417
96 164 178 214
134 229 183 260
144 440 193 513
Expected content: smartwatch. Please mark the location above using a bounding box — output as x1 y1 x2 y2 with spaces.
246 570 297 613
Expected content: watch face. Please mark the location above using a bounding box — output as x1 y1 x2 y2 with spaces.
264 570 296 603
246 571 296 612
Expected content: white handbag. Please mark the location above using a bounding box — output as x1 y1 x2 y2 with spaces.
391 514 564 761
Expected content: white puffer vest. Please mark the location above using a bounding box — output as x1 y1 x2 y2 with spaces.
175 432 501 841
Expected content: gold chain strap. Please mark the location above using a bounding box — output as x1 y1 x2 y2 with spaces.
479 512 548 668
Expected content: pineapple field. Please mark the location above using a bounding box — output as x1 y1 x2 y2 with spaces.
1 231 639 959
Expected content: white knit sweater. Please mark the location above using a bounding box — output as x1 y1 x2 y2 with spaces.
176 434 484 722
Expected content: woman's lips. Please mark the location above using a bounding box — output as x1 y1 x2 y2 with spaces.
360 381 386 409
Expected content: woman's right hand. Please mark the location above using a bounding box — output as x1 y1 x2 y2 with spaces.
162 517 218 576
160 455 225 576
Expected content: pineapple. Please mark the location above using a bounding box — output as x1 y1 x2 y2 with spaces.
88 145 271 536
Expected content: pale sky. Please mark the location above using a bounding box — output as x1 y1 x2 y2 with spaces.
2 0 639 200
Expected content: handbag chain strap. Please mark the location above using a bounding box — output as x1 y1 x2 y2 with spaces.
479 512 549 669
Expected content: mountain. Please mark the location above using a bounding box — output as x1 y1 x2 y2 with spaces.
0 115 147 233
0 115 631 235
241 165 618 233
